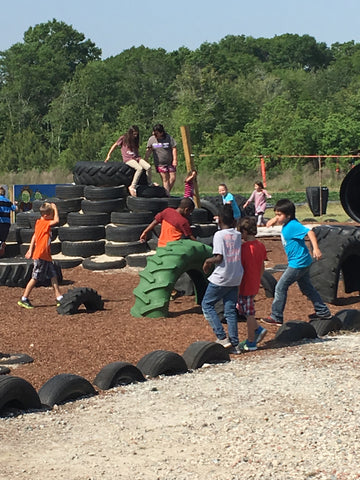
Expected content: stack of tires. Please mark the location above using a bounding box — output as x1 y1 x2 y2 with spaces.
2 162 219 276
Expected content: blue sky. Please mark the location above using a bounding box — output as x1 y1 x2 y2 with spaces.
1 0 360 59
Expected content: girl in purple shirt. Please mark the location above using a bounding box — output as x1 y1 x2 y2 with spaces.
243 181 271 226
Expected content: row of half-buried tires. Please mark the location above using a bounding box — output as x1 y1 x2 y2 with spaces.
0 340 233 416
3 306 360 416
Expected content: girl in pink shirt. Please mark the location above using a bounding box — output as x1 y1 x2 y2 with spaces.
243 181 271 226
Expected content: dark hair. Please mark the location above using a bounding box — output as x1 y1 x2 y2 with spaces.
238 216 257 236
255 181 264 189
218 204 235 227
274 198 296 219
179 197 195 211
153 123 165 135
0 187 5 196
124 125 139 151
219 183 227 189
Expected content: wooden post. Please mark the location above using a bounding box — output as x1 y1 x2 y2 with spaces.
180 125 200 207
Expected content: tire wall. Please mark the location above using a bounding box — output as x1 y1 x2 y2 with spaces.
340 164 360 223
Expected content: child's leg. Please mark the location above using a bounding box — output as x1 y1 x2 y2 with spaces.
271 267 298 323
246 315 258 343
51 276 62 299
201 283 228 341
223 286 239 346
297 266 331 316
23 278 37 299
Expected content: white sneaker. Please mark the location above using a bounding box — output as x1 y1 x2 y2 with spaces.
216 337 232 348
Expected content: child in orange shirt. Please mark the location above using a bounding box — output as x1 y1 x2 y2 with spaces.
18 202 63 309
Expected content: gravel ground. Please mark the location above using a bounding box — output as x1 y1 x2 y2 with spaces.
1 332 360 480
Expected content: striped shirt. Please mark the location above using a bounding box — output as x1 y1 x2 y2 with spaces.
0 195 16 224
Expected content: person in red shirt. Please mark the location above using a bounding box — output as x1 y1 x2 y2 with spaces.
139 197 196 246
18 202 63 309
237 216 268 351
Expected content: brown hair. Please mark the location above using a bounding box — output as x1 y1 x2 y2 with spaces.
0 187 5 196
238 216 258 236
39 202 54 217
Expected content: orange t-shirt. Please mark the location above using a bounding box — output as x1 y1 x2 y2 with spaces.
32 217 52 261
155 208 192 247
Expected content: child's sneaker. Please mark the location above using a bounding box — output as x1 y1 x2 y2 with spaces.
308 311 332 320
254 326 267 344
216 337 232 348
229 344 242 355
261 317 283 326
17 299 34 309
238 339 257 352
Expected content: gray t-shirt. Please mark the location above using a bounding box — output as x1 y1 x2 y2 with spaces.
208 228 243 287
146 133 176 167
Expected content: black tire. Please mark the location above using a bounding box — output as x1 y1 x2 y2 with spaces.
125 252 155 268
82 255 126 271
136 350 188 377
275 321 317 344
174 272 195 296
333 309 360 331
105 224 149 243
340 163 360 223
57 287 104 315
55 184 85 199
38 373 97 408
0 366 10 375
52 255 83 269
199 199 219 221
61 240 105 258
15 212 32 228
105 240 149 257
33 197 82 214
19 228 35 244
73 161 134 187
81 198 126 214
0 353 34 365
84 185 127 200
131 239 212 318
1 242 20 258
309 317 342 336
67 212 110 226
0 376 41 415
191 208 212 224
136 185 167 198
19 241 61 258
195 223 218 237
261 271 277 298
182 341 231 370
167 196 183 208
110 211 154 225
93 362 146 390
310 225 360 304
58 226 105 242
126 196 169 214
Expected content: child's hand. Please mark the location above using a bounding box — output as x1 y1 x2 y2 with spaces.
25 249 31 259
312 247 322 260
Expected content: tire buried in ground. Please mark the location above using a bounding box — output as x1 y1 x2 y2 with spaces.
275 320 317 344
57 287 104 315
136 350 188 377
93 362 146 390
38 373 97 408
0 376 41 416
182 341 231 370
309 317 342 336
333 309 360 331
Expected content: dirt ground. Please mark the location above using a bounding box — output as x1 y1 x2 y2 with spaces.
1 236 360 391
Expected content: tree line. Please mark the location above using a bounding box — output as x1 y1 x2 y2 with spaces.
1 19 360 177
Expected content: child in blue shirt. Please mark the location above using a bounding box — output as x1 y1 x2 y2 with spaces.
218 184 241 220
262 198 331 326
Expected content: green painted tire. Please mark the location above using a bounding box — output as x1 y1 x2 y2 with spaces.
131 239 212 318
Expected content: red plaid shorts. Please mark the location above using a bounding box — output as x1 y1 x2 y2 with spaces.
237 295 255 316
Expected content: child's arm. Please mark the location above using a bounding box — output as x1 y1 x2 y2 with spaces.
25 233 36 259
203 254 223 274
49 203 59 226
307 230 322 260
140 219 158 243
266 216 279 227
